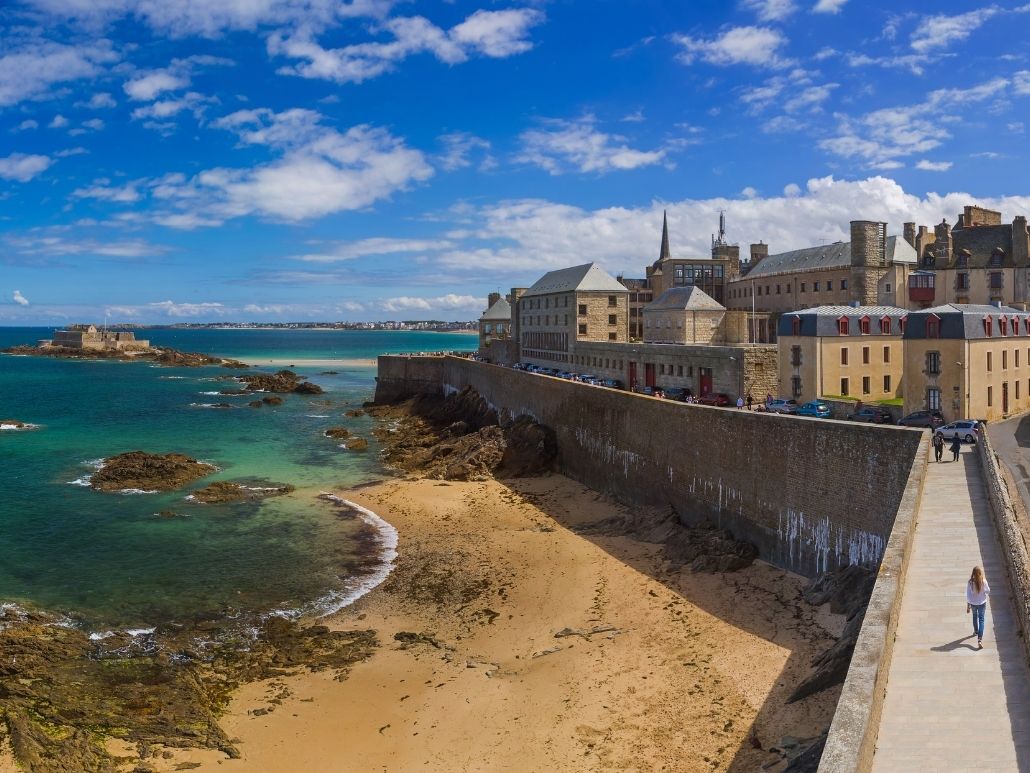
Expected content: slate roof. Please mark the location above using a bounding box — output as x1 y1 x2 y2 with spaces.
522 262 629 297
480 297 512 321
777 305 909 337
644 286 724 312
744 235 916 279
904 304 1030 340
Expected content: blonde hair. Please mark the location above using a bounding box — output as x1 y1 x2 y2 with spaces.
970 566 985 593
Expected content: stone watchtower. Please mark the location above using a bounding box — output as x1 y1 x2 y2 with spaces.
849 220 888 305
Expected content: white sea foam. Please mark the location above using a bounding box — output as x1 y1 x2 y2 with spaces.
305 494 399 618
159 375 187 380
306 415 330 418
0 422 39 431
119 488 159 495
68 476 93 486
88 626 156 642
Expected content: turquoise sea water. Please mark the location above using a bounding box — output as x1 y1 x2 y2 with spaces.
0 328 475 630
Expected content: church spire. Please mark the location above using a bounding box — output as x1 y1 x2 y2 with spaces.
659 210 671 261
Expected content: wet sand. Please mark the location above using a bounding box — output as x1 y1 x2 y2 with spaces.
158 474 843 772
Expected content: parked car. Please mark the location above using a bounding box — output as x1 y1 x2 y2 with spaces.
664 387 689 401
897 409 945 428
934 420 983 443
766 398 798 414
600 378 624 390
578 374 600 385
848 406 894 424
698 392 731 407
636 385 656 396
796 401 832 419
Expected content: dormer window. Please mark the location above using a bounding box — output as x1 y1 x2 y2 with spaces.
837 316 849 336
926 314 941 338
880 315 892 335
859 315 871 335
791 315 801 336
956 251 970 268
991 249 1004 267
984 316 993 337
900 315 908 335
1001 316 1009 336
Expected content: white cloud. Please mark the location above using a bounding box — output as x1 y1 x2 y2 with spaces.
0 153 53 182
427 177 1030 281
154 111 433 223
742 0 797 22
124 70 189 100
436 132 495 172
23 0 396 38
72 179 142 202
517 116 669 175
270 8 544 84
784 83 838 113
1014 70 1030 95
0 38 116 107
5 234 166 258
915 160 953 172
54 146 89 157
292 237 454 262
81 118 105 131
48 114 69 129
378 294 481 313
85 92 117 108
14 120 39 132
820 78 1009 165
813 0 848 13
130 92 212 122
672 26 793 69
12 290 29 306
149 300 226 316
911 7 1000 53
741 186 758 198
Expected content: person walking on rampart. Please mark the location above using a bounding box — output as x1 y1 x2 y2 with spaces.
736 396 744 410
950 435 962 462
966 566 991 649
933 433 944 463
746 392 753 411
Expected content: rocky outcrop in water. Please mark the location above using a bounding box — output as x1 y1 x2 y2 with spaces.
91 452 216 492
153 349 249 369
0 419 34 429
369 387 556 481
0 606 376 771
236 369 324 395
1 344 248 369
344 437 369 451
325 427 351 439
191 481 295 504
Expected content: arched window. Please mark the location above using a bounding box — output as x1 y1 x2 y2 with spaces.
837 316 849 336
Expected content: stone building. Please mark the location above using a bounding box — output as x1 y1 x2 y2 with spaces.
776 306 909 404
616 275 651 340
642 286 726 345
904 205 1030 309
726 222 918 342
517 263 629 365
644 211 745 305
47 325 150 351
479 293 512 347
902 304 1030 422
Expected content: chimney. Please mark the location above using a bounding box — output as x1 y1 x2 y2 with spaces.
750 242 768 266
903 222 916 248
487 292 501 308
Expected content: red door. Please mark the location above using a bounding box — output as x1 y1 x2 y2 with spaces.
645 363 656 388
628 361 637 388
699 369 713 396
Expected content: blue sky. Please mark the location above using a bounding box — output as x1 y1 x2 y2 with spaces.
3 0 1030 323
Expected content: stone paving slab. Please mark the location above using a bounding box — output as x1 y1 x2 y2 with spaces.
872 446 1030 772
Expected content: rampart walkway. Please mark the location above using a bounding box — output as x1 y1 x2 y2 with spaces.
872 445 1030 771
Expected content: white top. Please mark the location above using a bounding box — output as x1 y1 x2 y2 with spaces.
967 579 991 605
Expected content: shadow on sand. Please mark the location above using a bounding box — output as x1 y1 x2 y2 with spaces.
502 475 841 773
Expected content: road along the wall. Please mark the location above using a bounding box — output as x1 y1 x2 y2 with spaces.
376 356 925 578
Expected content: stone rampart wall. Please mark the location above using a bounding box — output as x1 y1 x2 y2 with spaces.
376 355 925 578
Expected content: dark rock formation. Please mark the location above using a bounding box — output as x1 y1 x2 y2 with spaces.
789 564 876 703
190 481 295 504
262 396 283 406
1 343 248 369
344 437 369 451
248 400 264 408
90 452 216 492
325 427 351 439
0 419 30 428
344 409 365 418
153 349 248 368
236 369 323 395
368 386 556 481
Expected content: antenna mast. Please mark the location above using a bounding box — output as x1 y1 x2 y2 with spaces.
712 210 728 247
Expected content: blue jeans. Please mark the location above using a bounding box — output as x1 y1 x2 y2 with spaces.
971 603 986 639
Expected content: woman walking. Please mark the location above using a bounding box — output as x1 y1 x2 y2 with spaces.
966 566 991 649
950 434 962 462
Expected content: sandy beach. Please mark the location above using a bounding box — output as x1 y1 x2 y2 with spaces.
151 473 844 773
239 357 379 368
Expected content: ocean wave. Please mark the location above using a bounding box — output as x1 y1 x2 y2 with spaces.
302 494 399 619
0 422 40 431
118 488 159 495
67 476 93 487
67 458 105 486
159 375 187 380
189 402 234 409
305 414 330 418
88 626 155 642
